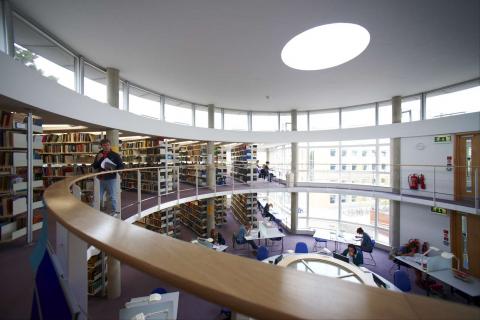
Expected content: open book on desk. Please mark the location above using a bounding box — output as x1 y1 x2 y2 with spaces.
101 157 117 170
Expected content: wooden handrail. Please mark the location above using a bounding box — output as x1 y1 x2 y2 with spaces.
43 174 480 319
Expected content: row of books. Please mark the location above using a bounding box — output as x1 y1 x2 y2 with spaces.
0 151 42 167
42 133 100 143
42 154 95 164
122 139 163 149
43 143 99 153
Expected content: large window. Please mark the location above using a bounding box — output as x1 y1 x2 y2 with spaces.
13 15 75 91
298 192 390 245
224 110 248 131
195 105 209 128
129 86 160 119
165 98 193 126
215 108 222 129
378 102 392 125
297 112 308 131
426 81 480 119
84 63 107 103
268 144 291 179
402 96 421 122
341 105 376 128
309 110 339 130
252 112 278 131
279 113 291 131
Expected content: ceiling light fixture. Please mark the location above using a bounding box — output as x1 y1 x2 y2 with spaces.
281 23 370 71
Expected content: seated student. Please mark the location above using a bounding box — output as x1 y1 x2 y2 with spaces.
342 244 364 266
356 227 373 252
262 161 274 182
263 203 274 221
210 229 226 246
236 223 258 249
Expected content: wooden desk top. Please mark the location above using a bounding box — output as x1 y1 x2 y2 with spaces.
44 174 480 320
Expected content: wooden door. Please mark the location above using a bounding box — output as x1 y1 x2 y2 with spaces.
450 211 480 277
455 133 480 202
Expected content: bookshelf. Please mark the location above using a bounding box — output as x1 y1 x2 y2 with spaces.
40 133 100 188
133 208 180 238
231 193 257 226
0 111 44 242
177 142 207 187
87 250 107 296
177 196 227 236
121 138 175 194
214 145 227 185
231 144 257 183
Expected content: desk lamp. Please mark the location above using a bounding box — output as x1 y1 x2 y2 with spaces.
421 246 439 269
441 251 460 270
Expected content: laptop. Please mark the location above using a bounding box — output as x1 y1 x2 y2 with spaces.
274 255 284 265
333 252 350 263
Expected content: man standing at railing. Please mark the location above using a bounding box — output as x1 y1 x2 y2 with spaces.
92 138 124 215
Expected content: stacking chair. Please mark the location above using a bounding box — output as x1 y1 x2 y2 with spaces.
393 270 411 292
232 232 248 250
312 237 328 251
150 287 167 295
294 242 309 253
363 240 376 266
256 246 269 261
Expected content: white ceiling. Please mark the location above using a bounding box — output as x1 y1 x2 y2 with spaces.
11 0 480 112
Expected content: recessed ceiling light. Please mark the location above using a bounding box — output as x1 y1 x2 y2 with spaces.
281 23 370 71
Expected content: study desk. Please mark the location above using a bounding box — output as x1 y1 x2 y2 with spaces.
119 292 179 320
190 240 228 252
312 229 360 252
245 222 285 250
395 255 480 300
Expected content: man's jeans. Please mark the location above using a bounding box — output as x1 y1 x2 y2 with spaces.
100 178 118 213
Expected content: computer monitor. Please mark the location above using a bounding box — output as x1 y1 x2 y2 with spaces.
333 252 350 263
274 255 283 265
372 273 387 289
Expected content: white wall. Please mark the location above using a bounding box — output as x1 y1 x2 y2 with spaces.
401 135 455 200
400 202 450 252
1 52 479 143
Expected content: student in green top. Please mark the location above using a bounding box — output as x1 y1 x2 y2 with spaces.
342 244 364 266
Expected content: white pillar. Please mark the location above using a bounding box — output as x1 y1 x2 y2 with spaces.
290 109 298 233
390 96 401 248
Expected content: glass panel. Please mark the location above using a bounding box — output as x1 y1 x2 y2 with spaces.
340 145 376 185
339 222 374 238
310 110 339 130
376 228 390 245
298 218 308 230
165 98 192 125
310 147 339 183
280 113 291 131
13 16 75 91
378 103 392 125
224 110 248 131
308 219 338 231
195 105 209 128
466 137 472 192
309 193 338 220
119 81 124 110
426 82 480 119
402 96 421 122
288 260 361 284
340 195 375 226
461 215 469 269
215 108 222 129
84 63 107 103
297 112 308 131
129 86 160 119
341 105 375 128
252 113 278 131
298 192 307 218
377 199 390 229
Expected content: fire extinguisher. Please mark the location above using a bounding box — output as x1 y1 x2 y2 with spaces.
418 174 426 189
408 174 419 190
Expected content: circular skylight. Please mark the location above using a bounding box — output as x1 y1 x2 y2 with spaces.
281 23 370 71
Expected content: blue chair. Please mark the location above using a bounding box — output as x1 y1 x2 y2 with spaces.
312 237 328 251
394 270 412 292
150 287 167 295
363 239 376 266
295 242 308 253
256 246 269 261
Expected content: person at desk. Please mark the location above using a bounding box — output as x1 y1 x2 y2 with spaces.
210 229 226 245
263 203 275 221
262 161 274 182
342 244 364 266
356 227 373 252
236 223 258 250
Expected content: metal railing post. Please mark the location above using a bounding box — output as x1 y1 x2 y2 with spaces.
232 164 235 193
177 166 180 203
433 166 436 205
475 168 478 212
137 169 141 216
196 165 198 198
157 168 161 208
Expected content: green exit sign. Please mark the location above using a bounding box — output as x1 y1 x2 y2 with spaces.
434 135 452 143
431 206 448 215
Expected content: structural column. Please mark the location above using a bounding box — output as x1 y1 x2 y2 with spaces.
290 109 298 233
390 96 401 248
206 104 216 233
106 67 121 299
0 0 14 57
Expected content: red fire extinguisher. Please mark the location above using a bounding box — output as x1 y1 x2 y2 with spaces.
418 174 426 189
408 174 418 190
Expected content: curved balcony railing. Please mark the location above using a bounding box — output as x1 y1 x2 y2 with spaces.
42 164 480 319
